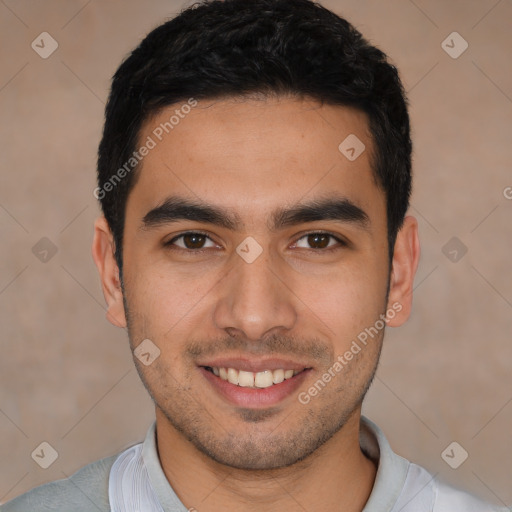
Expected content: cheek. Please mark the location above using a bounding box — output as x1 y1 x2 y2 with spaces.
293 264 387 333
125 263 223 338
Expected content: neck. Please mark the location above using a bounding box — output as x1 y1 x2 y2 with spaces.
155 408 377 512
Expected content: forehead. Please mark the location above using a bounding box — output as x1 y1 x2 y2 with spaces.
127 97 383 225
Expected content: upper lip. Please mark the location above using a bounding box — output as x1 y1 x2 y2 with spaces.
197 357 312 373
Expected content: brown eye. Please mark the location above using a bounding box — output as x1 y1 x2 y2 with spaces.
167 232 216 250
295 232 343 251
307 233 330 249
182 233 207 249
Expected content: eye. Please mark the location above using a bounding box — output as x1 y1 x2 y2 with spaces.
164 231 346 253
166 231 218 251
293 232 346 251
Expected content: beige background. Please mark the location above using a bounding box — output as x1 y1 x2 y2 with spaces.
0 0 511 507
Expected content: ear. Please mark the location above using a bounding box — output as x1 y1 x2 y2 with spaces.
91 216 127 328
386 215 420 327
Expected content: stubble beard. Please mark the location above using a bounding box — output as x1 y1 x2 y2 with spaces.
121 282 385 471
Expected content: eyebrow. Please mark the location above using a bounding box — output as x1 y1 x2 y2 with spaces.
140 195 370 232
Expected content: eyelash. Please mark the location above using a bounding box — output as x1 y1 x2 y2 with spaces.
164 230 347 254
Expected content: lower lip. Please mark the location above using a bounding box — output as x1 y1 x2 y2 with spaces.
200 367 311 408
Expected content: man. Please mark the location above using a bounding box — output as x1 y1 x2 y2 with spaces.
2 0 507 510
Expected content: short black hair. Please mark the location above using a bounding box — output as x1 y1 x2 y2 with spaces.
96 0 412 277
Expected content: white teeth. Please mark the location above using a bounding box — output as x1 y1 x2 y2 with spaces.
238 370 255 387
210 367 303 388
272 369 285 384
254 370 273 388
227 368 239 385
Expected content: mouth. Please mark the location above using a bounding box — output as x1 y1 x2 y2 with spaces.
198 359 313 408
203 366 305 388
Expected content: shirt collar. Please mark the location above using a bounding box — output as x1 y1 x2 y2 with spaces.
359 416 410 511
142 422 189 511
113 415 411 511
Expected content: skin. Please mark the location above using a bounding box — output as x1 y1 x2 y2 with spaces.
92 96 420 511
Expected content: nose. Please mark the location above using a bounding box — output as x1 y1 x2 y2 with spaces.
213 245 297 342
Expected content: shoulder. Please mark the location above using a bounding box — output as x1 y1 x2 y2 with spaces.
433 477 508 512
1 454 118 512
399 462 507 512
359 418 507 512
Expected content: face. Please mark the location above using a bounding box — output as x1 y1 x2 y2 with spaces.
94 97 417 470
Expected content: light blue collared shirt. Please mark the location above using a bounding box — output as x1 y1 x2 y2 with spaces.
2 416 508 511
108 416 507 512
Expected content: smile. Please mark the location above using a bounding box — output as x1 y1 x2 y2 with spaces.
204 367 304 388
198 358 313 407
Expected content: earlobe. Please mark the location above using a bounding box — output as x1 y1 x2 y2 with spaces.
386 215 420 327
91 216 127 328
